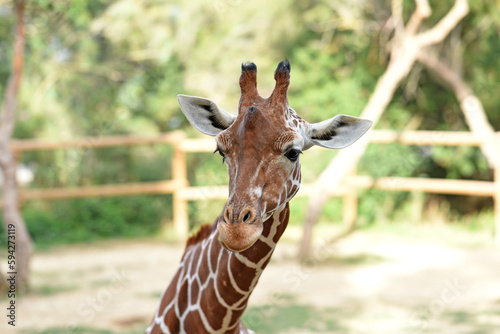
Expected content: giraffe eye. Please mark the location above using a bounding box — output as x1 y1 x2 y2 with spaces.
214 147 226 163
285 149 301 162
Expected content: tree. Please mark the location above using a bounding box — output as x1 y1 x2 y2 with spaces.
299 0 471 258
0 0 32 292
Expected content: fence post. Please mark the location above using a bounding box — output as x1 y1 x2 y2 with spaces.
342 170 358 231
342 191 358 230
172 132 189 241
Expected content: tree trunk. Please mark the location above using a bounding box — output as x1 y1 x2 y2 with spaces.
417 52 498 168
0 0 32 293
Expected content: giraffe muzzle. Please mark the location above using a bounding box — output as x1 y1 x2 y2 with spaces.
217 206 263 252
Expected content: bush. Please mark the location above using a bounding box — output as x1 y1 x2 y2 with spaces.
0 195 171 249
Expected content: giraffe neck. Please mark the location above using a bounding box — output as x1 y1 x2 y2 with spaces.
146 203 290 334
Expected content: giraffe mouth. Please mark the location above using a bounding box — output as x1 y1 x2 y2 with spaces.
217 219 263 253
218 235 259 253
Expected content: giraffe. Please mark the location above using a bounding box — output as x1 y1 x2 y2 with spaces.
146 60 372 334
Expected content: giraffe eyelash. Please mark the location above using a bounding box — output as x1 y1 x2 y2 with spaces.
213 147 226 164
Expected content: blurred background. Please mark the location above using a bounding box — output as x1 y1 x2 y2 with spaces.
0 0 499 333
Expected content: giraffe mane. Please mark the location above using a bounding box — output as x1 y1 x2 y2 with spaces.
182 223 216 254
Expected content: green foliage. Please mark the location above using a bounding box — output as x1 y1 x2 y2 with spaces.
430 146 491 180
289 44 372 122
0 195 170 249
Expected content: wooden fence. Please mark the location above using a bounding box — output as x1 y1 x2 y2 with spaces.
5 130 500 243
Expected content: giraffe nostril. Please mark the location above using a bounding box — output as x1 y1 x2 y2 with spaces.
224 206 232 223
242 211 251 223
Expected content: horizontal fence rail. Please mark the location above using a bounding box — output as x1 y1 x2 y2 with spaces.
11 130 498 153
19 181 182 200
2 130 500 242
9 133 183 151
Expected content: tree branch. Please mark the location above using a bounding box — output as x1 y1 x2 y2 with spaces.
405 0 431 36
391 0 405 43
417 51 498 167
416 0 469 46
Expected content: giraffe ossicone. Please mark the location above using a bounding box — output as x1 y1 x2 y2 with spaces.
146 60 372 334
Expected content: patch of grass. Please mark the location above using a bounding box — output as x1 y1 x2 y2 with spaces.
149 291 164 299
30 284 78 296
90 279 113 288
465 330 491 334
445 310 473 324
21 327 114 334
320 253 387 267
464 327 500 334
22 325 146 334
440 309 500 334
242 293 349 333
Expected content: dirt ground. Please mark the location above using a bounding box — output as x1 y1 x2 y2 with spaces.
2 224 500 334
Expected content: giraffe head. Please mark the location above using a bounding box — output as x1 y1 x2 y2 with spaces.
178 60 372 252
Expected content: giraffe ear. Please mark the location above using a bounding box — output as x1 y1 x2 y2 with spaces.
305 115 372 150
178 94 236 136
